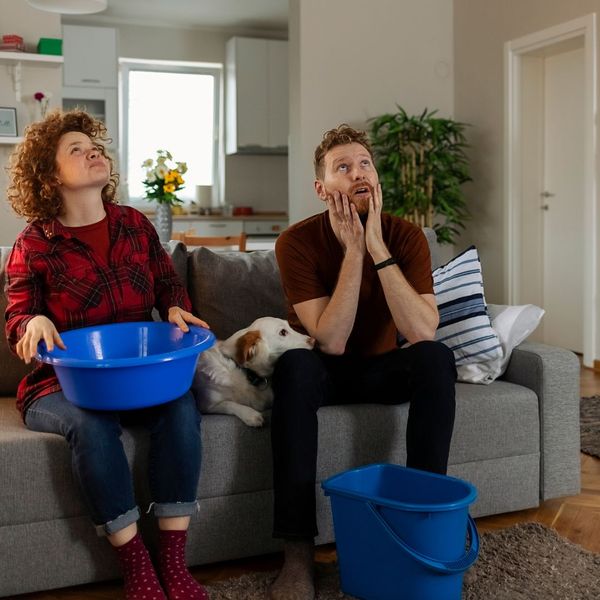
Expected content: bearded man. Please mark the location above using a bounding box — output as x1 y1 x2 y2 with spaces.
269 124 457 600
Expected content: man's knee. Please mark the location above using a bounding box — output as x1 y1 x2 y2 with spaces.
272 349 326 412
409 340 456 380
273 348 324 384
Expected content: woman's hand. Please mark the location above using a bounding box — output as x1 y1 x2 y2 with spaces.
16 315 66 364
168 307 210 333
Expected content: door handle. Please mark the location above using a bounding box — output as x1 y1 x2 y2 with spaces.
541 191 555 198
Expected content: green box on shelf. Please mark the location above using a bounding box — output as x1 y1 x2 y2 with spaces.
37 38 62 56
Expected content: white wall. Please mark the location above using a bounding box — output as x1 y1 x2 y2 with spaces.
288 0 454 224
454 0 600 301
0 0 62 246
454 0 600 361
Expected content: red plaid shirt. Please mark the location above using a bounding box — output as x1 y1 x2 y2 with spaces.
5 202 192 418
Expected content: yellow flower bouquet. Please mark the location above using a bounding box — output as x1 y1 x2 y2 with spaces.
142 150 188 205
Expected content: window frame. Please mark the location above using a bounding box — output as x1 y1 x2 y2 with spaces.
119 57 223 207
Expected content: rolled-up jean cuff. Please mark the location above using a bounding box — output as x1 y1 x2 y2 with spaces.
151 500 199 518
95 506 140 537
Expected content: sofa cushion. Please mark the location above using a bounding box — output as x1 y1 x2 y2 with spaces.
1 247 34 397
187 248 287 339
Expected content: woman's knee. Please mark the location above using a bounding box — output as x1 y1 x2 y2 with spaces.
159 391 201 433
66 410 122 451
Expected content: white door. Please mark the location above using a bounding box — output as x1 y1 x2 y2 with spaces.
541 48 584 352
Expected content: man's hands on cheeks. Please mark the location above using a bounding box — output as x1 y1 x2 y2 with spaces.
17 315 66 364
168 306 210 333
365 184 389 262
326 191 366 257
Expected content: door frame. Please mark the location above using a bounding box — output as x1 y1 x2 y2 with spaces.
504 14 597 366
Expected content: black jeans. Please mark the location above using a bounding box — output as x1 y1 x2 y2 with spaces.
270 340 456 539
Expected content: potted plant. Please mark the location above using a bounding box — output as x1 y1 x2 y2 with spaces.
142 150 187 243
368 106 471 244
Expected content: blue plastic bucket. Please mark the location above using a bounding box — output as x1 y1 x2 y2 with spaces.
322 463 479 600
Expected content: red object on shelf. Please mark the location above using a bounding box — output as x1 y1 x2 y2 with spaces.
0 43 25 52
2 34 24 44
233 206 253 216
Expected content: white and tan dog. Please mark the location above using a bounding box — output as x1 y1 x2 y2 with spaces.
193 317 314 426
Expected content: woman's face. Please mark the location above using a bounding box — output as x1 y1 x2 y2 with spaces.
54 131 110 195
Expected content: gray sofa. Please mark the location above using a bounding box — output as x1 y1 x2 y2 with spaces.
0 234 581 597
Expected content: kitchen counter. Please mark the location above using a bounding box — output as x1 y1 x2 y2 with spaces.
144 211 289 238
142 211 287 222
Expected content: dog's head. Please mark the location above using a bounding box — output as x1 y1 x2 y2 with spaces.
222 317 314 377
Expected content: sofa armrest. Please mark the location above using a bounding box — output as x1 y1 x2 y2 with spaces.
502 341 581 500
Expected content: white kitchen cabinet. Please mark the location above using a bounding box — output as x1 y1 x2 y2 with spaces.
63 86 118 150
62 25 117 88
226 37 288 154
61 25 118 149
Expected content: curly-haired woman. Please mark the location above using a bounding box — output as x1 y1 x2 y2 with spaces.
5 110 210 600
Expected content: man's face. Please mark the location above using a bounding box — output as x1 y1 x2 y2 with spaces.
315 142 379 215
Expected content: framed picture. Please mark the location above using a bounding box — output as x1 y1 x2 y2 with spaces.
0 107 18 137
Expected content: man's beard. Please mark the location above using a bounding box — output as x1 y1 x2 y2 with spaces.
326 183 373 216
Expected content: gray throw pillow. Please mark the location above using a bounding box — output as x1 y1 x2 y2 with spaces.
422 226 441 270
161 240 188 288
187 248 287 339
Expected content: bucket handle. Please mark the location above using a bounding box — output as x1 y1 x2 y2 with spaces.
366 502 479 574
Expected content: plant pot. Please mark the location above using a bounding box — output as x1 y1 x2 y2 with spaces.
154 203 173 243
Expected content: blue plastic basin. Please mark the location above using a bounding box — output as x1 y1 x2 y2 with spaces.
36 322 215 410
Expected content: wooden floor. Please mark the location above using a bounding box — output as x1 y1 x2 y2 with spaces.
17 365 600 599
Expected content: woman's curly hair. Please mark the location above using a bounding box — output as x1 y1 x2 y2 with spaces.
7 109 119 221
313 124 373 180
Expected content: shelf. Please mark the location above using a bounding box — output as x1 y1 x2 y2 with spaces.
0 137 23 145
1 51 63 104
0 50 63 66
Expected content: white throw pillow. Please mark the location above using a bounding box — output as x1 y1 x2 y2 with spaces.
456 303 545 384
432 246 503 366
488 303 545 374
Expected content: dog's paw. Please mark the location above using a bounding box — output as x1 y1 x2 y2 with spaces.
242 412 265 427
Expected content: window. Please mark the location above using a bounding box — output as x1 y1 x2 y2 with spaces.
120 59 222 205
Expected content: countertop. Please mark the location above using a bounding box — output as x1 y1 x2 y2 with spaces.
142 210 288 222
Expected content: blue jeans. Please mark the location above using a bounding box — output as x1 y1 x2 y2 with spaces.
25 390 202 536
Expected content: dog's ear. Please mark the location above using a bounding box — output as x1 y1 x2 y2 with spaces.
235 330 262 365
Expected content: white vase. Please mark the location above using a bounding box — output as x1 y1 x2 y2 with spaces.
154 203 173 243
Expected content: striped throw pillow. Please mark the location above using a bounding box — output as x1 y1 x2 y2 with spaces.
433 246 503 365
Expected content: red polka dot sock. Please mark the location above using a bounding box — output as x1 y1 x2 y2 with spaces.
158 529 209 600
114 533 167 600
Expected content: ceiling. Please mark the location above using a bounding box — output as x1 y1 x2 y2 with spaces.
65 0 289 31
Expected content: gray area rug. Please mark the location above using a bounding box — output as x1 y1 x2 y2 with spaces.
581 395 600 458
204 523 600 600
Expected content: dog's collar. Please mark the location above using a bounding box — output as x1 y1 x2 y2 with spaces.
242 367 270 390
224 355 270 389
